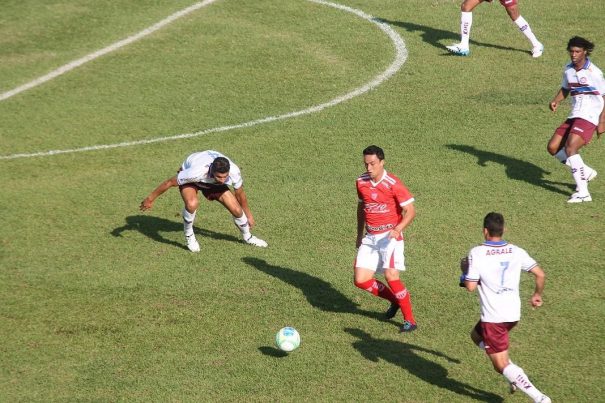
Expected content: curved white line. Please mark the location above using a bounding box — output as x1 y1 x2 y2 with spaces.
0 0 220 102
0 0 407 160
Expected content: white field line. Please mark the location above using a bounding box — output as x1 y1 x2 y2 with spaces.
0 0 407 160
0 0 219 102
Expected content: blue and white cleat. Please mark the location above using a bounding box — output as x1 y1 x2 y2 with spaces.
567 192 592 203
446 43 470 56
532 43 544 58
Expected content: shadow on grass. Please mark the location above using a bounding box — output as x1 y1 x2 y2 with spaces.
258 346 289 357
111 214 242 250
378 18 526 55
242 257 390 324
446 144 574 195
345 328 503 402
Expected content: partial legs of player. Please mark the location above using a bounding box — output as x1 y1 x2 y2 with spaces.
217 190 267 247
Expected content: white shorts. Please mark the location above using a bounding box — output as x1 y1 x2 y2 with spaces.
355 231 406 272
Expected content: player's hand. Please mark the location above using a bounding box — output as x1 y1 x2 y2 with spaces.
531 293 543 308
549 101 558 112
140 197 153 211
597 122 605 138
387 229 400 240
460 257 469 274
247 215 256 228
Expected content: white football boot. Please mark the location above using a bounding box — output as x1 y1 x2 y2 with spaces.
244 234 268 248
531 43 544 58
567 192 592 203
185 233 201 252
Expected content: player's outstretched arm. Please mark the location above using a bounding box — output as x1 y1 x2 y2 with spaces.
528 265 546 307
140 176 178 211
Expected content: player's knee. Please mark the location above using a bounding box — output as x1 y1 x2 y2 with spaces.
184 199 199 212
546 143 558 155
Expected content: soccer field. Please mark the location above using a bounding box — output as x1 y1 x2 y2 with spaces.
1 0 603 401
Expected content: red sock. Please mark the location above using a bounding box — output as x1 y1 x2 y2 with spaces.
388 280 416 324
355 279 397 303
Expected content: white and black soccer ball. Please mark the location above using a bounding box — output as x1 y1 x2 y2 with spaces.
275 327 301 352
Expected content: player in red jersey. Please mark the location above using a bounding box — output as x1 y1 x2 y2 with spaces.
354 146 417 332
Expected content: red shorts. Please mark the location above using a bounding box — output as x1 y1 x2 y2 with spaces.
485 0 518 8
554 118 596 145
474 321 517 354
179 183 229 201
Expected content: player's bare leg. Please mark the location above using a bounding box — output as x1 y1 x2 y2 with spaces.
179 185 201 252
218 191 267 247
446 0 480 56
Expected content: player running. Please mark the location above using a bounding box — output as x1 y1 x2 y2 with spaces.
446 0 543 58
547 36 605 203
354 146 417 333
140 150 267 252
460 212 550 403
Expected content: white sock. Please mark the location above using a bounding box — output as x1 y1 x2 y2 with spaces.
514 16 540 47
182 208 196 236
554 148 568 165
567 154 588 194
460 12 472 48
233 213 251 238
502 363 545 401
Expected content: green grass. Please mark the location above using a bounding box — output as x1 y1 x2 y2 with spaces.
1 0 604 401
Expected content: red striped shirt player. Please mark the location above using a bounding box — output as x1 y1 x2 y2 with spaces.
354 146 417 333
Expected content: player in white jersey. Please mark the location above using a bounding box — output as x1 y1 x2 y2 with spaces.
140 150 267 252
460 213 550 403
547 37 605 203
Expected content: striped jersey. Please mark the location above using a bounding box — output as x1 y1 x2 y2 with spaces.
561 58 605 125
177 150 243 189
356 170 414 235
466 240 538 323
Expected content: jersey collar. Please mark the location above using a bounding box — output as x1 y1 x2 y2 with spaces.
483 240 508 247
371 170 387 187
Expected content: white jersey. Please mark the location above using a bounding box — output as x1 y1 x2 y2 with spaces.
466 240 538 323
561 59 605 125
177 150 243 189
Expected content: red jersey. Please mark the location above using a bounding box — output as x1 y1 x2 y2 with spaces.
356 171 414 235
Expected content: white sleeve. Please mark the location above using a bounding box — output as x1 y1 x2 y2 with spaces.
561 69 569 90
519 249 538 272
229 163 243 189
466 250 480 282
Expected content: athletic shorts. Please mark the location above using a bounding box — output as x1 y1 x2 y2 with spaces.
179 183 229 201
554 118 596 145
485 0 518 8
355 231 405 272
474 321 518 354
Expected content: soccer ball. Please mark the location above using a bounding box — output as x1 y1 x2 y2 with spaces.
275 327 301 352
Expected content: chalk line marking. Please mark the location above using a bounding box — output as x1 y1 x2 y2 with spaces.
0 0 220 102
0 0 407 160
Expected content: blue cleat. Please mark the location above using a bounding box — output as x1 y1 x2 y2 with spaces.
400 320 417 333
446 43 470 56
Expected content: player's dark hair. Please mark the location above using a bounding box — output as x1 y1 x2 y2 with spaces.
211 156 230 174
363 145 385 160
483 212 504 237
567 36 594 55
